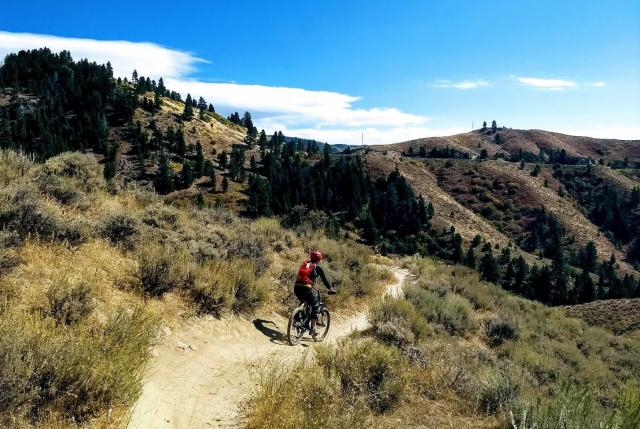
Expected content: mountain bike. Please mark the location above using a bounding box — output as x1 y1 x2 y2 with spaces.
287 290 336 346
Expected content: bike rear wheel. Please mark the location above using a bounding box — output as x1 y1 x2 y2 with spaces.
313 309 331 342
287 307 305 346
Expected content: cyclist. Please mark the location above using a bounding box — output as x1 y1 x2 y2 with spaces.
294 250 335 337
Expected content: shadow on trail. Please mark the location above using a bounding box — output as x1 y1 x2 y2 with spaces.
252 319 289 345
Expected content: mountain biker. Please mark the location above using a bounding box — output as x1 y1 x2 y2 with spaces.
294 250 335 337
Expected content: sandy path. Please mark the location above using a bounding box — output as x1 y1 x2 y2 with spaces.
127 267 408 429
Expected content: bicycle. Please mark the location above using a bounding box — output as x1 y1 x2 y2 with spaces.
287 290 336 346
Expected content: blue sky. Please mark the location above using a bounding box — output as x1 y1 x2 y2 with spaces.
1 0 639 144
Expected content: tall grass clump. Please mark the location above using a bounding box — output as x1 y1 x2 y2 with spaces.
316 339 408 413
46 278 96 325
0 308 158 425
191 260 267 315
136 243 194 296
370 297 431 346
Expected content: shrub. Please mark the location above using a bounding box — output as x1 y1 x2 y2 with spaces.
483 317 519 347
39 152 102 191
141 203 180 229
472 366 517 414
316 339 408 413
136 243 194 296
46 279 96 325
0 308 157 423
191 260 267 315
100 211 139 248
0 185 87 244
0 248 20 276
246 358 369 429
370 297 431 346
406 285 477 336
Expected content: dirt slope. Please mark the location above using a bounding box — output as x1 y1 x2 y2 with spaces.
377 129 640 163
127 267 408 429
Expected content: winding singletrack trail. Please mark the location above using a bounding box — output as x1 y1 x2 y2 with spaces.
128 267 408 429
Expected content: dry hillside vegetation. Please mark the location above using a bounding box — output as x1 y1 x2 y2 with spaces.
0 149 390 428
380 129 640 164
246 258 640 429
565 298 640 335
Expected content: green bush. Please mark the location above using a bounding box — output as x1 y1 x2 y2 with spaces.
0 185 87 244
136 243 194 296
370 297 431 346
472 366 517 415
483 316 519 346
0 308 157 423
141 203 180 229
316 339 408 413
100 211 139 248
46 279 96 325
0 248 20 276
406 285 477 336
191 260 267 315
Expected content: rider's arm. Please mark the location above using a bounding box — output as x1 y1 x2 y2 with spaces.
315 265 333 290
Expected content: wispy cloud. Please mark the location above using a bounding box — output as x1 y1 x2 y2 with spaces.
0 30 428 144
512 75 577 91
590 81 607 88
433 79 489 90
0 31 204 79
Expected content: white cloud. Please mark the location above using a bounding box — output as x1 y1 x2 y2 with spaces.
0 30 429 143
590 81 607 87
165 78 427 128
433 79 489 90
512 75 577 91
0 30 204 79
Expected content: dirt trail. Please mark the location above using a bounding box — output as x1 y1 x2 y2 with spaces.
128 267 408 429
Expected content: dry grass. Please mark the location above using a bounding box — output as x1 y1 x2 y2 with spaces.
246 257 640 428
0 149 388 427
565 298 640 335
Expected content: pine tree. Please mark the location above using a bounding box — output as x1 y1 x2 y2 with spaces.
491 120 497 132
208 103 215 113
157 77 166 95
465 247 476 268
181 161 194 189
218 151 228 168
183 94 194 119
221 176 229 192
482 121 487 131
154 151 175 194
176 128 186 158
479 249 501 283
195 141 205 176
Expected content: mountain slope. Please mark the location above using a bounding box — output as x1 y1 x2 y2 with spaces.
380 129 640 163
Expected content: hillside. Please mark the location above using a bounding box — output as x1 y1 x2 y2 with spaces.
1 48 640 428
565 298 640 335
246 258 640 428
379 128 640 164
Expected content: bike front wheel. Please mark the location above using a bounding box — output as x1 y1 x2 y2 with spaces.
313 309 331 342
287 306 305 346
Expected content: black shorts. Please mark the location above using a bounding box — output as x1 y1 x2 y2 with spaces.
293 284 320 315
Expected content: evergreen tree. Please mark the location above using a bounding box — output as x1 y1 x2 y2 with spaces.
181 161 194 189
221 176 229 192
479 248 500 283
195 141 205 176
218 151 228 168
491 120 497 132
183 94 194 119
247 176 272 216
154 151 175 194
465 247 476 268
